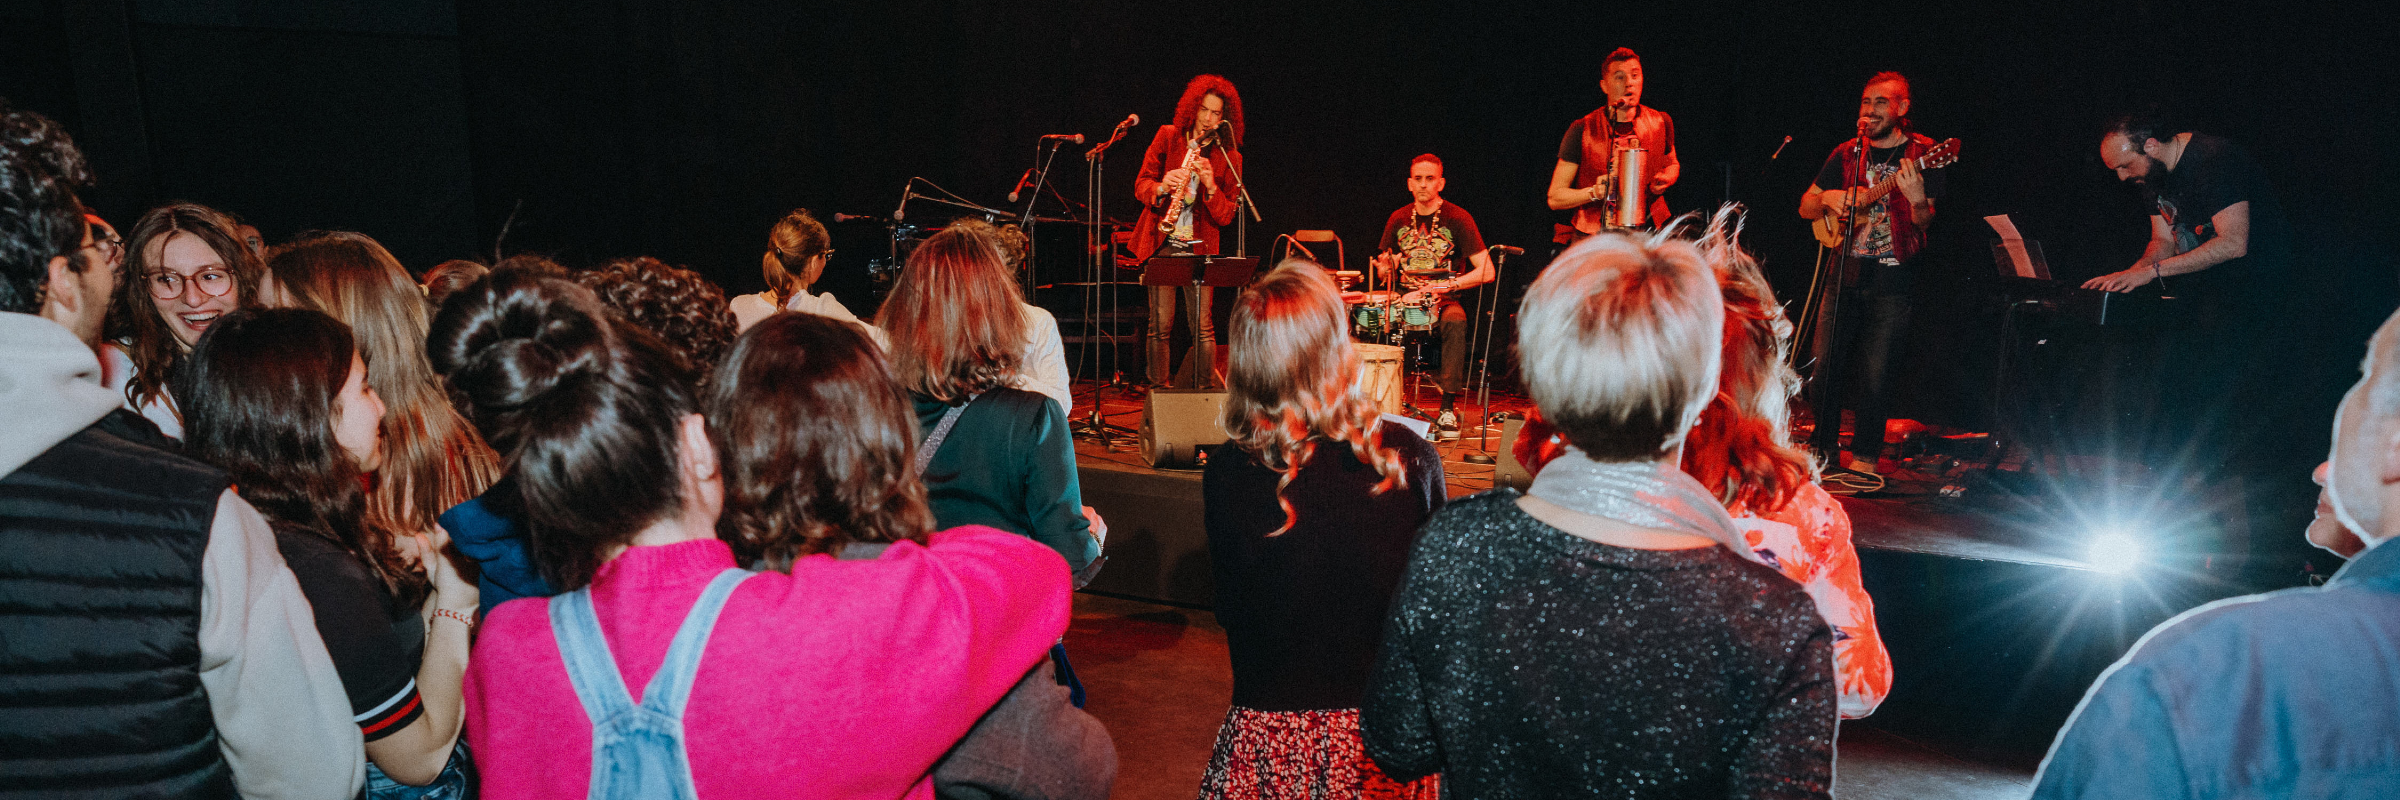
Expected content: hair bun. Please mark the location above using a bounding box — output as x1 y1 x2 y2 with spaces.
430 271 612 412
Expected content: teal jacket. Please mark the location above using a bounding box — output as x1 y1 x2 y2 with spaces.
914 389 1099 579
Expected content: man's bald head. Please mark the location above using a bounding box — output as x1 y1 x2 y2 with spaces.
2327 309 2400 546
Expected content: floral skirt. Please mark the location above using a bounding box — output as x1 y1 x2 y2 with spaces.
1196 706 1438 800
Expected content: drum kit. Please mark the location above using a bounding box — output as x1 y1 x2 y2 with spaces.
1337 266 1455 417
1339 269 1452 343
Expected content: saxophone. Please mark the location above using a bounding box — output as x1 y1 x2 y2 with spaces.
1156 130 1211 237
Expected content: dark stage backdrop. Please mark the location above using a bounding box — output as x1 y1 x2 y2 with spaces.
458 0 2393 480
5 0 2394 500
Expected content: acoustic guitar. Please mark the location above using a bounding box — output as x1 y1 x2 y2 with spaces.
1811 137 1962 249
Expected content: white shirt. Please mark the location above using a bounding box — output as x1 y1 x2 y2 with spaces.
1014 304 1072 415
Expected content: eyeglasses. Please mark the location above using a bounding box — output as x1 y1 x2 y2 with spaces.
147 267 237 300
81 216 123 264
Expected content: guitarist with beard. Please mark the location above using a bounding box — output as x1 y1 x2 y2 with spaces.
1799 71 1945 478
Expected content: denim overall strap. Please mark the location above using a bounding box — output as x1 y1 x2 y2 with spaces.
638 568 754 717
549 586 636 726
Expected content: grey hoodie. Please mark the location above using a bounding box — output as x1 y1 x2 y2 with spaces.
0 312 366 799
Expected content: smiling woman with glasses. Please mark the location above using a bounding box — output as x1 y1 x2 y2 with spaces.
112 202 263 440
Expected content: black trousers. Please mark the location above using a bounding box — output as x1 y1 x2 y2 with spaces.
1811 266 1913 464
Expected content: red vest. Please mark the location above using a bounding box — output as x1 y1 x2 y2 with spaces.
1560 105 1673 241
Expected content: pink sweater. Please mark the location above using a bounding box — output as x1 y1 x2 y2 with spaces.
464 527 1069 799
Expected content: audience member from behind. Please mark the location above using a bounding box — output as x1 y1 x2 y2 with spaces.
878 224 1101 582
732 207 864 332
708 312 1115 798
947 218 1074 414
1361 218 1837 798
418 258 488 313
427 253 583 616
117 202 264 439
0 108 361 799
1198 260 1445 798
269 231 501 535
437 274 1078 798
1676 210 1891 719
577 255 739 376
179 308 476 794
2031 307 2400 799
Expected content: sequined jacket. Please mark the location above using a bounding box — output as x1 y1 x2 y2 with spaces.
1361 491 1837 799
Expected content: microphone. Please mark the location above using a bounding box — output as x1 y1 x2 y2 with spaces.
833 213 885 223
1041 133 1086 144
893 189 909 222
1113 113 1140 133
1005 167 1037 204
1488 245 1525 257
1769 135 1793 160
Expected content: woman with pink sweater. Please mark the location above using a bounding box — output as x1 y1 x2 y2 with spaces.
435 272 1076 798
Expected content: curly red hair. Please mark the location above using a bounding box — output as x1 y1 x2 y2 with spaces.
1173 74 1245 148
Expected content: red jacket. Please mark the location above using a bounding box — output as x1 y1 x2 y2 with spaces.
1132 124 1244 260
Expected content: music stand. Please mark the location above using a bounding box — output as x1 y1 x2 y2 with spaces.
1138 253 1260 390
1140 254 1260 290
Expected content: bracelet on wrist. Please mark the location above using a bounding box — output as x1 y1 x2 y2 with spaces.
432 607 476 633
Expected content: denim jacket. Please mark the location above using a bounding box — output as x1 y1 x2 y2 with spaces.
2032 541 2400 798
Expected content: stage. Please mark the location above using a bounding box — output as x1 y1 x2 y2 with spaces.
1064 376 2259 759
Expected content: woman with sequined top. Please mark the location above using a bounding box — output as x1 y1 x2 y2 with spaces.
1361 209 1838 799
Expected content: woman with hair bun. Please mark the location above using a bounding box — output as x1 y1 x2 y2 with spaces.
443 273 1074 799
1198 260 1445 798
178 307 478 796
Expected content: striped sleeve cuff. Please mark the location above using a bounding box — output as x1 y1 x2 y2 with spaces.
356 677 424 742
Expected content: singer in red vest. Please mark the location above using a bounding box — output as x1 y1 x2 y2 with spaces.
1545 48 1679 244
1797 71 1943 477
1133 74 1247 390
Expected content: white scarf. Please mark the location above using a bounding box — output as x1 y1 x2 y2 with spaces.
1526 447 1765 564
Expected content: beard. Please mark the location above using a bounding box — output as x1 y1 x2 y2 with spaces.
2128 155 2165 185
1861 115 1900 140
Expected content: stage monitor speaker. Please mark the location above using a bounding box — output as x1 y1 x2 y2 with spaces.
1495 416 1533 491
1142 390 1229 468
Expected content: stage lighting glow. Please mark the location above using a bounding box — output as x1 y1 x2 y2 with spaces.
2086 531 2144 574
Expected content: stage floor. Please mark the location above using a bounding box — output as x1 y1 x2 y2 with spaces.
1063 377 2119 571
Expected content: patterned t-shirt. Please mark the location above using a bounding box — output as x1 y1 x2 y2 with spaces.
1377 201 1486 276
1814 141 1946 260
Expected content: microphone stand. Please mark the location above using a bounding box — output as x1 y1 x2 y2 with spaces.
1209 131 1263 255
1810 124 1873 464
1018 137 1071 295
1462 245 1515 465
1072 123 1141 449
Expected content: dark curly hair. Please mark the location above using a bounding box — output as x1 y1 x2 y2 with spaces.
0 105 90 315
1173 74 1245 149
576 256 739 376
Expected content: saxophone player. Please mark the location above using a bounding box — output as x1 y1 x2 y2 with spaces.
1134 74 1246 389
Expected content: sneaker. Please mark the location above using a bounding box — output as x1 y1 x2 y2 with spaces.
1434 409 1461 440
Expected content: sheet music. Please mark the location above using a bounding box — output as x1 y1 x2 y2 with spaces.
1985 214 2040 279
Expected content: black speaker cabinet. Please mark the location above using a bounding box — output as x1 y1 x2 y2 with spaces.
1141 390 1230 468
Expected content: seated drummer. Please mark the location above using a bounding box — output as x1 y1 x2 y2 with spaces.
1372 153 1496 439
